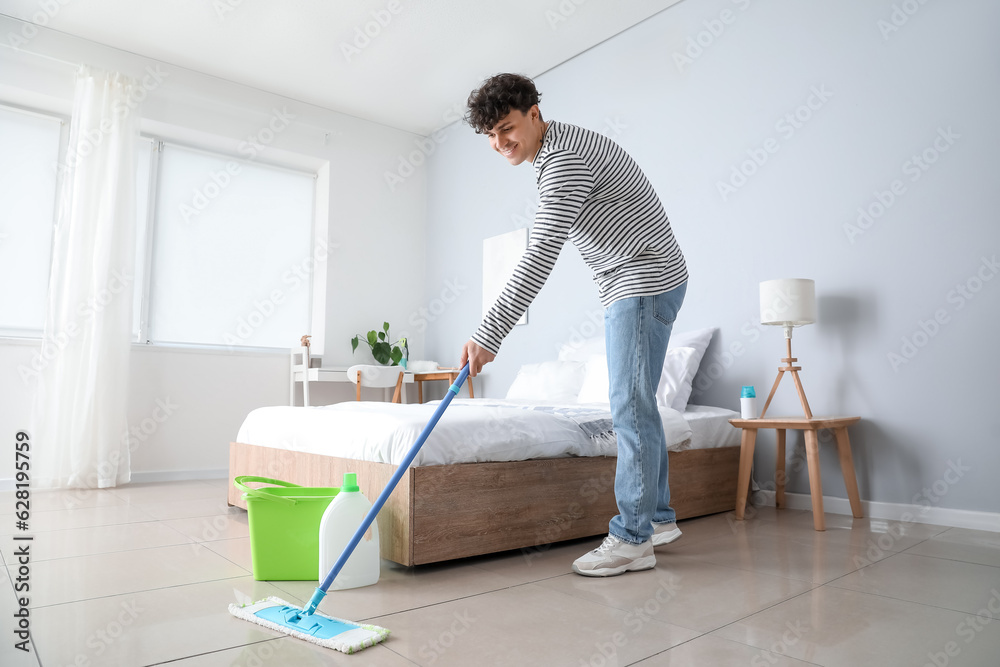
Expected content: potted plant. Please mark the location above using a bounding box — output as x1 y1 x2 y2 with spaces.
351 322 408 366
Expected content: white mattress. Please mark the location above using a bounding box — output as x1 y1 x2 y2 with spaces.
235 399 740 467
676 404 743 450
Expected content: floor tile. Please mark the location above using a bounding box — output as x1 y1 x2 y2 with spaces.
20 542 249 607
202 537 254 572
371 582 699 666
0 521 193 563
194 478 232 492
830 552 1000 617
128 497 243 521
674 510 783 544
538 551 816 633
464 535 603 585
0 488 129 512
749 513 951 555
267 558 524 621
6 477 992 666
0 504 157 535
107 480 228 504
903 527 1000 568
633 633 822 666
163 511 250 542
158 638 418 666
669 528 890 584
30 577 298 666
713 585 1000 667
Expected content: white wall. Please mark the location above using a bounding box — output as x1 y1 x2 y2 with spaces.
0 17 428 482
424 0 1000 516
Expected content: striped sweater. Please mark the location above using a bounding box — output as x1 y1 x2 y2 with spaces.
472 120 688 355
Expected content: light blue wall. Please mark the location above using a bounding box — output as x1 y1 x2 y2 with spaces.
423 0 1000 514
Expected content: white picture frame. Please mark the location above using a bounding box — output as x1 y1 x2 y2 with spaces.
482 227 528 326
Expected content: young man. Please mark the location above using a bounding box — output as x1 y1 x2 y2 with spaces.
459 73 689 577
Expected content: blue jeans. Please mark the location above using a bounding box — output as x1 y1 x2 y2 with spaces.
605 281 687 544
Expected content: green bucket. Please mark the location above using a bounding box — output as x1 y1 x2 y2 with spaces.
234 476 339 581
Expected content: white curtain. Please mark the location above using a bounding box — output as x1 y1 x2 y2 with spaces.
32 65 140 489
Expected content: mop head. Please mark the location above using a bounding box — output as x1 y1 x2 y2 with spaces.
229 596 390 654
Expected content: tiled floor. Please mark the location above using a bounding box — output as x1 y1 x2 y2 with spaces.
2 480 999 666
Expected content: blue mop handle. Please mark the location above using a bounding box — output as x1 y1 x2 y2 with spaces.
303 363 471 616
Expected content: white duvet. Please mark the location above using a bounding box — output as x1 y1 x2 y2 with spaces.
235 398 739 467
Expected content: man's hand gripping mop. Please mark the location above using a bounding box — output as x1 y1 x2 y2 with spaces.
229 364 471 654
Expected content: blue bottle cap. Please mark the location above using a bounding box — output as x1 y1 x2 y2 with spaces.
741 386 756 398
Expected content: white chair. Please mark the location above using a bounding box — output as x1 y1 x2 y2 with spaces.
347 364 405 403
290 345 322 406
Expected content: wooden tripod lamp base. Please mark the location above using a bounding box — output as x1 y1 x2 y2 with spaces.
759 328 813 419
758 278 818 420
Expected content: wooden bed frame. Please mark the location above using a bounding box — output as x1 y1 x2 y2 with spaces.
228 441 741 566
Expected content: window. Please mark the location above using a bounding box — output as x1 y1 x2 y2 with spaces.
1 103 320 351
0 105 62 336
144 142 316 349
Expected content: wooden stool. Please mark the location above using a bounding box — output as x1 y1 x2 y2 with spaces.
729 416 863 531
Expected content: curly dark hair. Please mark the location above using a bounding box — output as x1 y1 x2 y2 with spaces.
464 73 543 134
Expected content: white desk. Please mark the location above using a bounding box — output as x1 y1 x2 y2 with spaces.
289 348 473 406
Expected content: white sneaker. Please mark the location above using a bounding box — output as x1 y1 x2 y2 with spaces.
652 521 683 546
572 535 655 577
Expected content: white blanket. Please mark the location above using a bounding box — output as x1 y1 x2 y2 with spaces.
235 398 696 467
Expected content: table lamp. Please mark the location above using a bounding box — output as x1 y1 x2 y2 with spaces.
758 278 816 419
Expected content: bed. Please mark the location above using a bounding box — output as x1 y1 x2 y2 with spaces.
227 328 743 566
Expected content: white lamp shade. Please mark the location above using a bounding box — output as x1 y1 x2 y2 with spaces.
760 279 816 326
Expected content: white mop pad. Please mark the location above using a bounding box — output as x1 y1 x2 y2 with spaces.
229 596 390 654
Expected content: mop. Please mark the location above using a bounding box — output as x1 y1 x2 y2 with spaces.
229 364 470 654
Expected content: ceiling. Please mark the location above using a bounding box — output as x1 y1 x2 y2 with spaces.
0 0 682 135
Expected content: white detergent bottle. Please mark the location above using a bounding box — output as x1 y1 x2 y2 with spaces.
318 472 380 589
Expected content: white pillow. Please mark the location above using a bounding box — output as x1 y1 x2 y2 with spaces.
658 346 699 411
574 348 697 409
576 356 610 404
505 361 586 403
668 327 714 361
664 327 716 410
